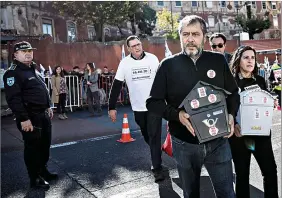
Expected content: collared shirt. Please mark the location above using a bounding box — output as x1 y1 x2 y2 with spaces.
130 51 146 60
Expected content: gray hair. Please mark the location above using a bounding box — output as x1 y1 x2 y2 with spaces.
178 15 207 35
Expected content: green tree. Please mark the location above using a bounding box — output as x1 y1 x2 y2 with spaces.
53 1 143 42
156 8 180 39
135 4 157 37
236 5 271 40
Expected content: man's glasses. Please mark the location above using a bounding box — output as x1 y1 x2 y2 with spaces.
211 43 224 49
129 43 141 49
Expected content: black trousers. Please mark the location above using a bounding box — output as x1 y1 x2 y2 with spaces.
87 88 101 114
17 111 52 180
57 93 66 114
229 135 278 198
134 111 163 170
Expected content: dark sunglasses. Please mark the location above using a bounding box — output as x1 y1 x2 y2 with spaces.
211 43 224 49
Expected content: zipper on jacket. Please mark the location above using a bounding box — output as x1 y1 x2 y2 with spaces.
34 70 50 106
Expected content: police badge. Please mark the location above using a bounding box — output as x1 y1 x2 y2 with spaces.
7 77 15 86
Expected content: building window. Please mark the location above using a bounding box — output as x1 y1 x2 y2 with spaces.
261 2 266 9
192 1 198 7
222 17 228 26
67 21 77 42
271 2 277 10
157 1 164 6
175 1 182 7
251 1 256 8
206 1 213 8
42 18 53 37
208 16 215 27
87 26 96 40
220 1 226 8
273 15 278 27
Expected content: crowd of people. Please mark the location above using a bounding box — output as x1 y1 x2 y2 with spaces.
3 14 281 198
40 62 127 119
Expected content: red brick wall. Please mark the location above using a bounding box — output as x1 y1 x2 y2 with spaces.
18 38 280 72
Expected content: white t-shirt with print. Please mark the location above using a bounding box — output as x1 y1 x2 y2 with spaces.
115 52 159 111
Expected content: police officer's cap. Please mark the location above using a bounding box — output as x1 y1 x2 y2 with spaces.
14 41 36 53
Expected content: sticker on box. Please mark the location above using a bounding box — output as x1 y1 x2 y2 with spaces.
251 126 261 130
263 97 268 104
254 109 260 119
197 87 207 98
208 94 217 103
249 96 254 103
213 110 223 115
265 110 270 117
209 126 219 136
190 99 200 109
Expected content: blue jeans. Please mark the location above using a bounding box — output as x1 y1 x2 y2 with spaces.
172 136 235 198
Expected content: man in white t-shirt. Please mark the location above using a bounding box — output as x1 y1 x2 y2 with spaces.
108 36 166 182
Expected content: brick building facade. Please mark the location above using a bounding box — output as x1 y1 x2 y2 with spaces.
149 1 281 39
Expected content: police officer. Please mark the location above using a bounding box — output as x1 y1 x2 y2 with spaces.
3 41 58 190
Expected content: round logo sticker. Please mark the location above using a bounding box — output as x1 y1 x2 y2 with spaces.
190 99 200 109
207 70 216 78
265 111 269 117
208 94 217 103
249 96 253 103
209 126 218 136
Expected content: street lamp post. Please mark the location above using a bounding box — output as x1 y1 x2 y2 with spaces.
235 4 241 46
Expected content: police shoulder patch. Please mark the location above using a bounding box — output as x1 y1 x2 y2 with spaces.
8 63 17 71
7 77 15 86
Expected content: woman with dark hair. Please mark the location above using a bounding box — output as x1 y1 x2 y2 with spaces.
84 63 102 116
229 46 278 198
51 66 68 120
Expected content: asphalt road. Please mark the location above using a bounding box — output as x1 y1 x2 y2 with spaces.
1 106 281 198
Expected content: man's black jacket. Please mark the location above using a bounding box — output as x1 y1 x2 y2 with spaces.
3 60 51 122
146 51 240 144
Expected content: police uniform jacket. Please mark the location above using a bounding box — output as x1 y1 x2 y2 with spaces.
3 60 51 122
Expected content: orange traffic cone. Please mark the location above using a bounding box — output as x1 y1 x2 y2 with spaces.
117 114 135 143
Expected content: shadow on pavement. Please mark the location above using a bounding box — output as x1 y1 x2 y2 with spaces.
24 189 46 198
158 170 181 198
1 105 269 198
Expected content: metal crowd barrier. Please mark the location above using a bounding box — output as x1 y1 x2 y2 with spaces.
44 75 80 112
44 74 129 111
80 74 129 107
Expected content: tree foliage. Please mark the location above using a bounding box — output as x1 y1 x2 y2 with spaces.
156 8 180 39
236 5 271 39
52 1 144 42
135 4 157 37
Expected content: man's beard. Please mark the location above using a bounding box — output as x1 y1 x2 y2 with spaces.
181 41 203 58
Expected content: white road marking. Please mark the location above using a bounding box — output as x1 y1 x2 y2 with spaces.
50 130 141 148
